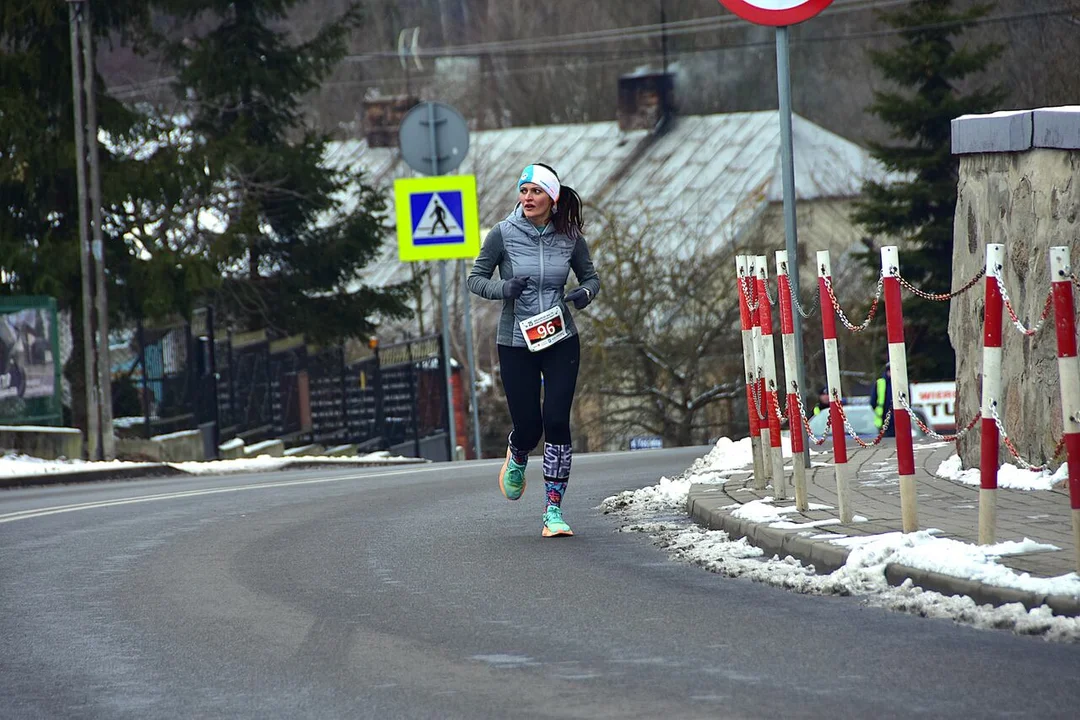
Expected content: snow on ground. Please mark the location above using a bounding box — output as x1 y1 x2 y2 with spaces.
935 453 1069 491
0 453 156 477
600 437 1080 643
170 452 418 475
1 451 419 478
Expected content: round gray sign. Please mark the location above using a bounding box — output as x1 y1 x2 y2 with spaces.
398 102 470 176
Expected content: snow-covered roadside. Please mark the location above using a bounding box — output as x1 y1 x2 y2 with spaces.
600 437 1080 643
0 451 420 479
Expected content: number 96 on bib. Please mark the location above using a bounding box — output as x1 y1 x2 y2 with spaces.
519 306 568 352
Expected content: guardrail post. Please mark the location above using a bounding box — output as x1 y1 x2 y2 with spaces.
980 243 1005 544
737 255 766 486
881 246 917 532
1050 246 1080 573
757 255 786 499
817 251 851 522
776 250 807 509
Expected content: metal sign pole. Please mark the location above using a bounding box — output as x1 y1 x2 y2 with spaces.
461 260 483 458
428 102 458 459
775 25 811 469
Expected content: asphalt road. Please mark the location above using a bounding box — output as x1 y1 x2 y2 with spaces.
1 447 1078 719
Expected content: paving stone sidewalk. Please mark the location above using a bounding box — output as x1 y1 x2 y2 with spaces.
686 439 1080 615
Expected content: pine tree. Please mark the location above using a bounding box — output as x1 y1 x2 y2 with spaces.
156 0 413 343
852 0 1004 380
0 1 208 434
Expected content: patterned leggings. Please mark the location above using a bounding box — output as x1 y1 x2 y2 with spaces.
498 335 579 505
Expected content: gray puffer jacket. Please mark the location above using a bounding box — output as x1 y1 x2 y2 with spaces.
467 206 600 348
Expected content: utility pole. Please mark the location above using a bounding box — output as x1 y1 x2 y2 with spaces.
81 1 115 459
68 0 100 461
67 0 113 459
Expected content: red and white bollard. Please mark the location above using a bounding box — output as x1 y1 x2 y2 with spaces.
979 243 1005 544
749 257 772 489
817 251 852 522
881 246 917 532
737 255 766 486
1049 246 1080 573
757 255 787 499
776 250 807 510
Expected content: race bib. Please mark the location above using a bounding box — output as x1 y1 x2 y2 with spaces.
519 306 568 352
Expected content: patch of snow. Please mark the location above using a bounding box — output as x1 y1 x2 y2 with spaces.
599 437 752 515
935 453 1067 491
615 519 1080 643
0 425 80 434
769 518 842 530
601 436 1080 643
1 453 154 477
1 450 421 480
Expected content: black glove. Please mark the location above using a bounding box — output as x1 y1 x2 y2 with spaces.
564 287 591 310
502 276 529 299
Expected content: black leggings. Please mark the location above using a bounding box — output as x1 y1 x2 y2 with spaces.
498 334 580 451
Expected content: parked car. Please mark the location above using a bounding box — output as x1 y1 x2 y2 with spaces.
806 403 930 441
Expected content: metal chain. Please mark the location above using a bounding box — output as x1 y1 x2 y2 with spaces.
995 273 1054 337
773 391 787 424
761 274 777 307
1053 433 1068 460
791 286 820 319
989 403 1048 471
794 389 831 446
776 261 820 319
823 272 883 333
748 374 767 421
739 274 759 313
834 394 892 448
895 267 986 301
896 392 979 442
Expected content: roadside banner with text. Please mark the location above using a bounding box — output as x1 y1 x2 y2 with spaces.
910 381 956 432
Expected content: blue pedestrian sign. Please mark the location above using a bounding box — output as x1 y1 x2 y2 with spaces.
394 175 480 262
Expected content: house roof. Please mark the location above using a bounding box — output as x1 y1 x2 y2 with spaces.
325 110 889 287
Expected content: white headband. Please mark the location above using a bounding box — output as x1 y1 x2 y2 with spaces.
517 165 560 203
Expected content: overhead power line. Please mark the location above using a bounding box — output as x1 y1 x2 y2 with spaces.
109 4 1075 99
343 0 910 61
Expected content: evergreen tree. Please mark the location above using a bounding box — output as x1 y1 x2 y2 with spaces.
852 0 1004 380
0 3 217 320
0 1 209 433
156 0 413 343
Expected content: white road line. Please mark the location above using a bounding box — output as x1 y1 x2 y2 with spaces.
0 464 463 525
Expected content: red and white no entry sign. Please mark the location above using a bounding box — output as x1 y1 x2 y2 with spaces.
717 0 833 27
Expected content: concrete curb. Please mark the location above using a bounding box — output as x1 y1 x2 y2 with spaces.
0 457 431 490
686 486 1080 618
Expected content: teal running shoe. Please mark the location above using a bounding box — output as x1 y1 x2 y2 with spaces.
498 449 527 501
542 505 573 537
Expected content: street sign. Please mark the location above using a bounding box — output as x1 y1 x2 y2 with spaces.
398 102 469 176
717 0 833 27
394 175 480 262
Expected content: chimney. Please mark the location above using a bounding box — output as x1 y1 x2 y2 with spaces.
362 95 419 147
617 72 675 133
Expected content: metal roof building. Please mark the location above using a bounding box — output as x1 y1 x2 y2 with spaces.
324 109 890 334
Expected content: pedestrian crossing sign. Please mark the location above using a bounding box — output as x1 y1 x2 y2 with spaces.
394 175 480 262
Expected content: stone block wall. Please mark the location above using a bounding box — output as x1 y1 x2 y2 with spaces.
950 108 1080 470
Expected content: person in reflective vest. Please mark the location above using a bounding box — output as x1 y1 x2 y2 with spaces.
812 387 830 416
870 363 894 437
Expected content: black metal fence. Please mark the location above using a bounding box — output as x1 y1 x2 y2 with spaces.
123 307 450 459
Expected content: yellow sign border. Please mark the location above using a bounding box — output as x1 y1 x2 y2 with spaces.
394 175 480 262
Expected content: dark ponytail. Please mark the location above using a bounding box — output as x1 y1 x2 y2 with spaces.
536 162 585 240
